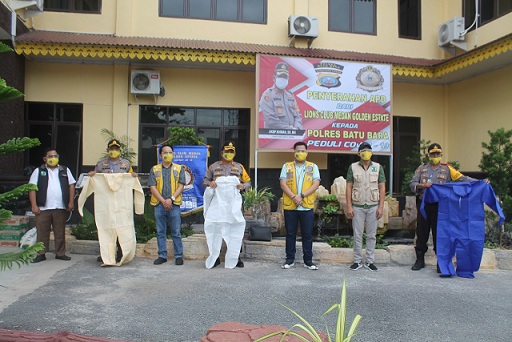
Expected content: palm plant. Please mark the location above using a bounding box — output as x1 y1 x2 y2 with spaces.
0 42 44 268
100 128 137 164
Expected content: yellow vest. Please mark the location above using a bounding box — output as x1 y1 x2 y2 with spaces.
282 161 316 210
150 163 183 206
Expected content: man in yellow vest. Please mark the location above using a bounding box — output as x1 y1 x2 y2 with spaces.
279 141 320 270
346 142 386 272
148 144 186 266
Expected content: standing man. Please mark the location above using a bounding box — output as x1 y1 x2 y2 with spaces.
88 139 137 263
346 142 386 272
203 141 250 268
29 148 75 263
149 144 186 266
279 141 320 270
259 61 302 130
409 143 475 271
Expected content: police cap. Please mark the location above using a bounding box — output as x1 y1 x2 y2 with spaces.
274 62 289 78
223 141 236 152
428 143 442 154
358 141 372 152
107 139 121 149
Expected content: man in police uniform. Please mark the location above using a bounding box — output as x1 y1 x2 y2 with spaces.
149 144 186 266
279 141 320 270
345 142 386 272
88 139 137 262
203 141 251 268
409 143 475 271
259 61 302 130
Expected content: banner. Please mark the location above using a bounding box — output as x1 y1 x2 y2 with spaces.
258 55 392 153
157 145 208 215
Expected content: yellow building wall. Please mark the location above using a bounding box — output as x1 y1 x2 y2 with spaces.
446 64 512 171
30 0 510 60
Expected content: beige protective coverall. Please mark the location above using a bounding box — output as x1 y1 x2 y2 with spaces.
78 173 144 266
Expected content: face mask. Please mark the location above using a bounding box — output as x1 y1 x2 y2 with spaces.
360 151 372 161
162 154 173 163
223 152 235 161
46 157 59 167
275 78 288 90
295 151 307 162
430 157 442 165
109 150 121 159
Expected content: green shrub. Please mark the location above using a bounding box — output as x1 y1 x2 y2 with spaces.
70 208 98 240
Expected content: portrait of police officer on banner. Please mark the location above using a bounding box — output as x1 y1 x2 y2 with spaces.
259 62 303 131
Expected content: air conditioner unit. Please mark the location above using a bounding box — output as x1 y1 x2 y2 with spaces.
438 17 465 47
9 0 44 17
130 70 160 95
288 15 319 38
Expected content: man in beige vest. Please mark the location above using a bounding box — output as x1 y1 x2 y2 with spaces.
346 142 386 271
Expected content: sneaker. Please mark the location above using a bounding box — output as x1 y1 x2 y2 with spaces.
175 257 184 266
364 263 378 271
350 262 363 271
153 257 167 265
281 262 295 269
304 262 319 270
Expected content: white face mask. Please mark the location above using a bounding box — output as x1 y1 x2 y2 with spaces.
275 78 288 90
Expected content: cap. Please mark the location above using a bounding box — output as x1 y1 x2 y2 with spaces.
274 62 289 78
223 142 236 152
358 141 372 152
107 139 121 149
428 143 442 154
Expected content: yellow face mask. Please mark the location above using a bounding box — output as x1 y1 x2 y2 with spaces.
46 157 59 167
360 151 372 161
162 153 173 163
223 152 235 161
109 150 121 159
430 157 442 165
295 151 308 162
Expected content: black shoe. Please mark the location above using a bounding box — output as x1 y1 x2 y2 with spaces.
212 257 221 268
55 255 71 261
437 264 441 273
175 257 184 266
97 256 103 263
236 259 244 268
116 254 123 263
153 257 167 265
32 254 46 263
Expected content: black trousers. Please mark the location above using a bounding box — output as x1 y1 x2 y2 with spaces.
414 198 439 254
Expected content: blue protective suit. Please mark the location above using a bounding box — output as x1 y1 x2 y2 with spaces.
421 181 504 278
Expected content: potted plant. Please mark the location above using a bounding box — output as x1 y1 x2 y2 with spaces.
242 187 275 225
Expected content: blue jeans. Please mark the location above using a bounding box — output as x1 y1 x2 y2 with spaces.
155 204 183 259
284 209 314 263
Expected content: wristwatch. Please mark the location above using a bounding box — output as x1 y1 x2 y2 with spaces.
301 193 305 198
171 196 176 202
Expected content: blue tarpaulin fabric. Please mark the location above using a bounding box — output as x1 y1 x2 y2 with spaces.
421 181 504 278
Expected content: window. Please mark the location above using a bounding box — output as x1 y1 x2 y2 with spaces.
463 0 512 29
25 103 83 178
329 0 376 34
139 106 250 173
45 0 101 13
399 0 421 39
160 0 266 23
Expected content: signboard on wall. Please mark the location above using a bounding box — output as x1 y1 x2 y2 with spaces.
257 55 392 153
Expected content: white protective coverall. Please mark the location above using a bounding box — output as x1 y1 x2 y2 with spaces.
204 176 246 269
78 173 144 266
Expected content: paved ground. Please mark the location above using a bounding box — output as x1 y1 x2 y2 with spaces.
1 248 512 342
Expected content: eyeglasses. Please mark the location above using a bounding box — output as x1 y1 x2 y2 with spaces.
161 152 173 155
429 152 442 157
46 154 59 158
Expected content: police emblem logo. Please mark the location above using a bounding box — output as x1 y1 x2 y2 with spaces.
313 62 344 89
356 66 384 92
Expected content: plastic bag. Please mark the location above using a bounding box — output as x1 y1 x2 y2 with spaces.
20 227 37 250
